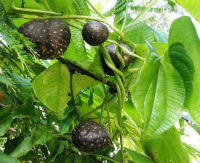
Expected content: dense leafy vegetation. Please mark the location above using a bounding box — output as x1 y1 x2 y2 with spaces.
0 0 200 162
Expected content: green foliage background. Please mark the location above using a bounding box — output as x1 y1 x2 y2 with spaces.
0 0 200 163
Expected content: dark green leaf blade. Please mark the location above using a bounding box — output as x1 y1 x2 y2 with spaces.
32 126 53 145
0 0 13 12
0 152 19 163
0 74 13 86
168 43 194 106
0 110 13 136
50 141 66 162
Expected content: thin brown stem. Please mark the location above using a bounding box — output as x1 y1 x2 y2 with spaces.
57 57 116 90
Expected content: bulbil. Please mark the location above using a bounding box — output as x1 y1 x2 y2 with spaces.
18 18 71 59
82 20 109 46
72 120 111 152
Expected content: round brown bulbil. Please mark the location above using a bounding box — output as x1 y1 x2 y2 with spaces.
18 18 71 59
72 120 111 152
82 20 109 46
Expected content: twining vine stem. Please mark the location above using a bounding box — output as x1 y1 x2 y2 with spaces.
100 44 125 163
66 21 82 30
99 85 107 124
82 95 115 118
116 46 125 68
107 40 145 60
69 71 75 106
11 2 61 15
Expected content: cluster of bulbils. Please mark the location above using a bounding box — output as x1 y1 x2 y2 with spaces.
18 18 132 75
19 18 132 152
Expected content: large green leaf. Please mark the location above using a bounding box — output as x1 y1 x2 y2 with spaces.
10 137 32 158
33 62 97 118
33 62 71 118
169 16 200 124
130 46 185 137
0 152 19 163
142 127 190 163
174 0 200 23
125 148 154 163
0 110 13 136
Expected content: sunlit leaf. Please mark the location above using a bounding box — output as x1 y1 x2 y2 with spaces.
169 16 200 124
174 0 200 23
142 127 190 163
33 62 97 118
130 46 185 137
33 62 71 118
